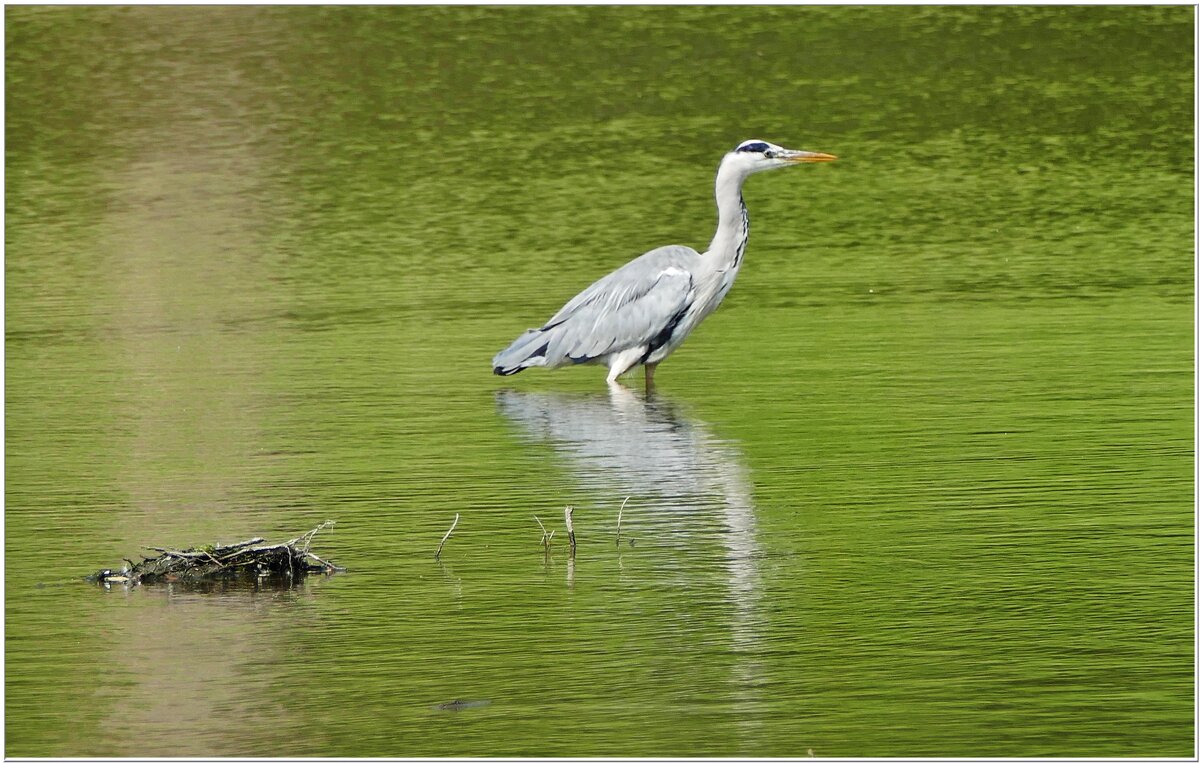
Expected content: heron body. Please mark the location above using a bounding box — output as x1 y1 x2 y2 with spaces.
492 139 835 384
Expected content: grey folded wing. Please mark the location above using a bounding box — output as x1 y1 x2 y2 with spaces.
538 245 701 365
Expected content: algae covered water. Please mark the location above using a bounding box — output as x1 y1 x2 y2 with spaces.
5 6 1193 756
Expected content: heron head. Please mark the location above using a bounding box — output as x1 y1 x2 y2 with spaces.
726 139 837 174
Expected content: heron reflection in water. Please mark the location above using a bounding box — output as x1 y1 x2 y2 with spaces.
495 385 762 654
497 385 765 738
493 140 835 385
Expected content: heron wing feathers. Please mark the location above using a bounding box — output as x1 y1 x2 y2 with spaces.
540 245 700 365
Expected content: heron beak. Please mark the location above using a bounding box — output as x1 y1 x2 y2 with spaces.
783 150 837 163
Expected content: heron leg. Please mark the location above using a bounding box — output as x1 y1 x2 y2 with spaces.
605 348 643 384
644 362 658 389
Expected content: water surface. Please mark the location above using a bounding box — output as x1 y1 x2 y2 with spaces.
5 6 1193 757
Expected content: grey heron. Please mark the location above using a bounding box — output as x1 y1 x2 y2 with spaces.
492 139 836 385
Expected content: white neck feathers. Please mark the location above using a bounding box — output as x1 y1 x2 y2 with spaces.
706 157 751 269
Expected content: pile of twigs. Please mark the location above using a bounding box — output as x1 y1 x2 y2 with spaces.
89 522 343 586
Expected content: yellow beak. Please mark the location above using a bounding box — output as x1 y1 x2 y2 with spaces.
784 150 838 163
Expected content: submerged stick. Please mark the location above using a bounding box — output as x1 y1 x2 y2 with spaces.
534 516 552 550
565 505 576 556
616 496 630 547
302 550 340 570
435 513 460 561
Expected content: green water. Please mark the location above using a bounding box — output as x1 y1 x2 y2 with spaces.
5 6 1193 757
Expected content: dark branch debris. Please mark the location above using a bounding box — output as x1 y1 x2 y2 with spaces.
88 522 344 586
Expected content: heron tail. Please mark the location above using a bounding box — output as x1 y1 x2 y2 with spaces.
492 328 551 376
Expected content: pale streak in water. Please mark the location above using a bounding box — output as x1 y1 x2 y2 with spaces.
496 386 764 741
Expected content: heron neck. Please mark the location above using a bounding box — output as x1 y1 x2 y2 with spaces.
706 162 750 269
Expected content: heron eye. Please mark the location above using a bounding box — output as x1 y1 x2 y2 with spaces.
736 142 770 153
